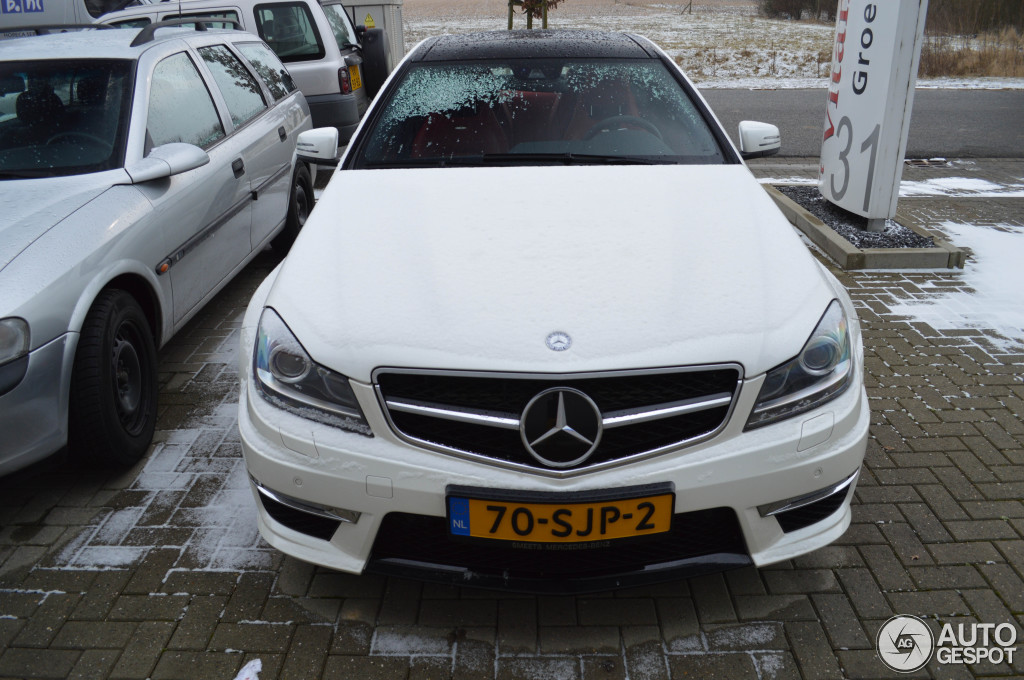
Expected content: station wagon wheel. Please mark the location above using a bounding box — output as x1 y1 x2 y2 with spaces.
69 289 158 466
272 163 313 254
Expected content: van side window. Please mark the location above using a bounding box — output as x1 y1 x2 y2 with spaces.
147 52 225 151
321 3 358 51
254 2 325 63
167 11 241 29
198 45 268 128
237 42 296 101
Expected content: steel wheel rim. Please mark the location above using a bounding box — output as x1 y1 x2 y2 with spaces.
111 322 146 433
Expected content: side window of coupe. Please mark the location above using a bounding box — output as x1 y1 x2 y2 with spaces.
147 52 225 152
198 44 268 128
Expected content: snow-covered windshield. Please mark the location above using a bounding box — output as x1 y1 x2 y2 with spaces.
0 59 133 179
354 58 727 167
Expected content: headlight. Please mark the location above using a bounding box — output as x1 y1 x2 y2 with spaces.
254 308 371 436
746 300 853 429
0 318 30 367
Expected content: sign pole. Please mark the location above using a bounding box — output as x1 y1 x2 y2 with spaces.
818 0 929 233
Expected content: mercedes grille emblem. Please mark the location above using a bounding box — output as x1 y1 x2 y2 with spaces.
546 331 572 352
520 387 602 468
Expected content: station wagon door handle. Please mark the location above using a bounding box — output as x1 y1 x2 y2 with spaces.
232 158 245 178
278 126 287 142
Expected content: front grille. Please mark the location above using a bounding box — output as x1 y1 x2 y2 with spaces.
375 367 741 473
368 507 748 585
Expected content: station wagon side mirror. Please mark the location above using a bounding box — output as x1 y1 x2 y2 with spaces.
125 143 210 183
737 121 781 161
296 127 340 166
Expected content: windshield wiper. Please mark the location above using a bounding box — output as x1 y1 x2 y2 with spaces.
360 153 677 170
479 152 674 165
0 170 48 180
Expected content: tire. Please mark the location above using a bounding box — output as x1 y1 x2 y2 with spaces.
69 289 158 467
272 163 312 254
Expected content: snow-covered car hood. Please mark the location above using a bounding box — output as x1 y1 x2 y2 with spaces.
0 174 119 273
266 164 837 382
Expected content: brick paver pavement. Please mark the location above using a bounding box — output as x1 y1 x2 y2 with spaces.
1 159 1021 680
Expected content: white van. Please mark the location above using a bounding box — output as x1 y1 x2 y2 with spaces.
0 0 136 38
99 0 393 143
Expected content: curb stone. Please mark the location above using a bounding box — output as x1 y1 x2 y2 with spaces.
764 185 966 270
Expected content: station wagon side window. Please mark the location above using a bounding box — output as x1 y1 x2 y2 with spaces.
236 42 296 101
198 45 268 128
147 52 225 152
253 3 325 63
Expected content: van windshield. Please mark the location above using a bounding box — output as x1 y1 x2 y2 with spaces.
0 59 133 179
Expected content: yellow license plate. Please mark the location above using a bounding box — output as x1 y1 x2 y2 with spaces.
349 64 362 91
447 493 673 543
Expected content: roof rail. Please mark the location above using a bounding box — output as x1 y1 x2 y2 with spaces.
22 24 114 35
129 17 240 47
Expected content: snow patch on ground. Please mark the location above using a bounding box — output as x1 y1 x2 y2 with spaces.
886 222 1024 351
47 423 268 574
898 177 1024 198
233 658 262 680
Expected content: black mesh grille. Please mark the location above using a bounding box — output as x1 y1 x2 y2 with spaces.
258 493 341 541
377 368 740 470
368 507 747 580
775 491 848 533
378 370 738 412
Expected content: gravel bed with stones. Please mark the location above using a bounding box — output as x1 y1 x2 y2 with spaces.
777 185 935 249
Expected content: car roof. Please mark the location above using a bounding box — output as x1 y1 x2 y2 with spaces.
411 30 660 62
0 25 250 61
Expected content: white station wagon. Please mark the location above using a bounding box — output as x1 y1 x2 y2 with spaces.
0 23 336 474
239 30 869 592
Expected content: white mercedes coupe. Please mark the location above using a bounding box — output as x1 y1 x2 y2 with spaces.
238 30 869 592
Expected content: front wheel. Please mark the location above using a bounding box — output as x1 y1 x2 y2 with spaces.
272 163 313 254
69 290 158 466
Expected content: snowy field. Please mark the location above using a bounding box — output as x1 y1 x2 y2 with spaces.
402 0 1024 89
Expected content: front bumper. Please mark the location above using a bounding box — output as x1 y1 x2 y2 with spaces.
239 356 869 591
0 333 74 475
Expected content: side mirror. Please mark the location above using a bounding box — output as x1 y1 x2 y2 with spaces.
125 142 210 183
296 127 339 166
737 121 781 160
